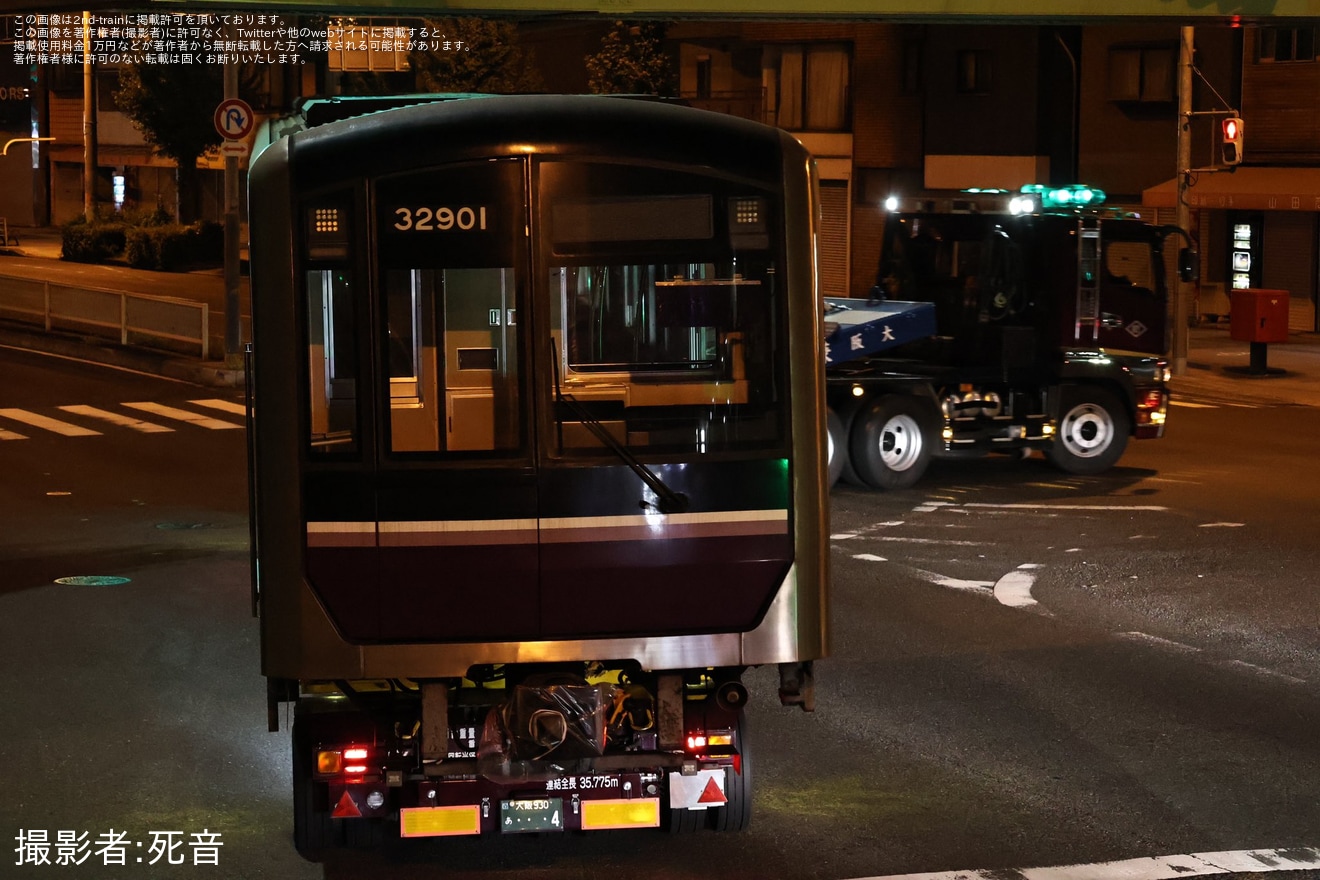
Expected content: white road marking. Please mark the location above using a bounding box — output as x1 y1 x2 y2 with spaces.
993 565 1040 609
908 567 994 592
1114 631 1201 653
962 503 1168 512
852 553 888 563
846 846 1320 880
0 427 28 440
0 343 196 383
1217 660 1307 686
190 398 246 415
1170 399 1217 408
1199 522 1245 528
58 405 174 433
859 536 987 547
0 408 101 436
122 402 243 430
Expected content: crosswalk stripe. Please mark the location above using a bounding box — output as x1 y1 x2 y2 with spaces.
122 402 243 430
189 399 246 416
0 427 28 440
0 408 101 436
58 405 174 433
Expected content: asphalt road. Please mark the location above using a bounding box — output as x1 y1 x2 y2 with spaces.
2 345 1319 880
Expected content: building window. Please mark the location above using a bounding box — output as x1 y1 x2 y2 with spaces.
1107 45 1176 103
901 42 922 96
764 43 851 132
1258 27 1316 62
956 50 992 95
695 54 712 99
96 71 120 113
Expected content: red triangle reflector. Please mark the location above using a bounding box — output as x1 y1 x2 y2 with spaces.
332 791 362 818
697 776 727 805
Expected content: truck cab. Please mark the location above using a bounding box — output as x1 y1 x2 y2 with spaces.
826 184 1196 490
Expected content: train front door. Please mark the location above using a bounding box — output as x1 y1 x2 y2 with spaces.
370 159 539 643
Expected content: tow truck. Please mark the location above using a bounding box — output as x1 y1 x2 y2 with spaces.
825 184 1197 489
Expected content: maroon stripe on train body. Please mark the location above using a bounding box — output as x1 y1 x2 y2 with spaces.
377 545 540 642
378 528 538 547
307 529 375 548
540 533 793 638
305 547 381 640
304 525 792 643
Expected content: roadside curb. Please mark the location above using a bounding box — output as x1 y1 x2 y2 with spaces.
0 322 245 388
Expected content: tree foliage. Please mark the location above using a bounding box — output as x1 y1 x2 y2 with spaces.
585 22 674 96
114 63 236 222
115 63 224 166
409 18 543 94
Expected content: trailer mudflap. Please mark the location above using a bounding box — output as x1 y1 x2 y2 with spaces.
668 767 728 810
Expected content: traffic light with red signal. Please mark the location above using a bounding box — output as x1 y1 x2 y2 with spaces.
1221 116 1245 166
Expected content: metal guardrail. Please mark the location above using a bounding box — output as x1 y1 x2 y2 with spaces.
0 272 210 359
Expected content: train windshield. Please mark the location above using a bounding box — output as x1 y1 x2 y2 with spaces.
541 161 785 457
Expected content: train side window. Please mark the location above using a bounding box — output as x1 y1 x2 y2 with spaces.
306 268 358 452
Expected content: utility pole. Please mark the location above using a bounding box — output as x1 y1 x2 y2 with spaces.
1173 25 1194 377
81 10 96 219
223 51 242 370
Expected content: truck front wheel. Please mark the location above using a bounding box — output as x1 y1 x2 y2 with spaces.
849 395 934 490
1047 387 1130 475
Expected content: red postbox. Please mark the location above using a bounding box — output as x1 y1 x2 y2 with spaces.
1230 288 1289 344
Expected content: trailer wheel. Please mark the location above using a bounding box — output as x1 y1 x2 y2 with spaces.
291 722 340 858
1047 386 1130 475
849 395 934 490
667 803 705 834
827 409 847 488
709 710 752 832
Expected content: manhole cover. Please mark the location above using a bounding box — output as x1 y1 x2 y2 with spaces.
54 576 133 586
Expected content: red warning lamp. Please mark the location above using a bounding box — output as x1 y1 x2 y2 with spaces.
1221 117 1244 166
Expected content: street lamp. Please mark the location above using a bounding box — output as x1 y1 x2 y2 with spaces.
1 137 54 157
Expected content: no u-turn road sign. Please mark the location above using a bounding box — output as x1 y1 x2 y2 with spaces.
214 98 254 140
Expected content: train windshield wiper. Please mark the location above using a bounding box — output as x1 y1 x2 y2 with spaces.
551 348 689 515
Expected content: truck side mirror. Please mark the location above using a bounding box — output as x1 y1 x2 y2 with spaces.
1178 247 1199 283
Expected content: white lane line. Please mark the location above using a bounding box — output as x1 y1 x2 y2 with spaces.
908 567 994 592
1217 660 1307 686
846 846 1320 880
861 536 988 547
1199 522 1245 528
1114 631 1201 654
0 408 101 436
852 553 888 563
122 402 243 430
58 405 174 433
1171 399 1217 408
189 398 246 415
993 565 1040 609
962 503 1168 512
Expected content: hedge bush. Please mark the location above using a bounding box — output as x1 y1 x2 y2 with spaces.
62 211 220 271
60 218 126 263
125 222 223 271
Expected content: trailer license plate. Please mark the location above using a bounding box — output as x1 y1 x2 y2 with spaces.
499 797 564 833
